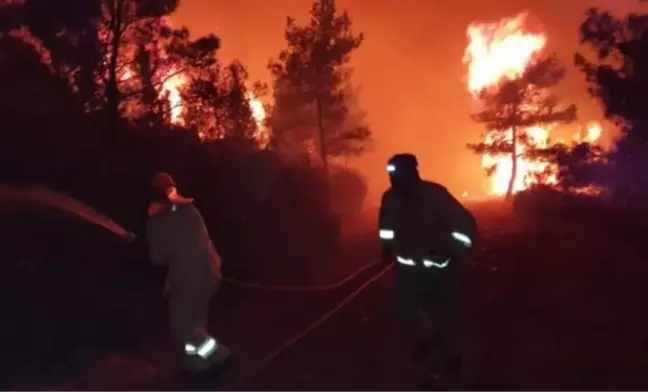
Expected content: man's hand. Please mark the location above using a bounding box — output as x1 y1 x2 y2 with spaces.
123 231 137 243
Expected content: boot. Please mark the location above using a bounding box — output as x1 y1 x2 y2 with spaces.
177 344 233 388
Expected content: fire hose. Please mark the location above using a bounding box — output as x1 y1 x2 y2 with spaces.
223 261 381 292
223 263 394 389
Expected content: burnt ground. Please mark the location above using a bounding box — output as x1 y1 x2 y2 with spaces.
4 201 648 390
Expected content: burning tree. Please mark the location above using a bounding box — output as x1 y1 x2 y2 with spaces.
17 0 221 134
464 13 577 199
268 0 371 173
183 59 269 146
469 55 577 198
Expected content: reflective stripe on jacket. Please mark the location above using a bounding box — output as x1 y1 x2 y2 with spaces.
378 180 476 261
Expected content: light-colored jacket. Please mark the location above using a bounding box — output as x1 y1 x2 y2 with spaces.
146 202 222 295
379 180 476 261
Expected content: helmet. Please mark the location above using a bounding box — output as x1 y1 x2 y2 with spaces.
151 172 176 192
386 153 418 174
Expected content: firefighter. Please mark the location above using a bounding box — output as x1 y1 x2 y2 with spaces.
146 172 231 378
378 154 477 383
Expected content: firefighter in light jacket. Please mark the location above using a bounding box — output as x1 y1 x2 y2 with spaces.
146 172 231 375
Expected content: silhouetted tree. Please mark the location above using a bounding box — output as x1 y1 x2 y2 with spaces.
526 142 607 193
469 54 577 199
185 60 264 142
99 0 179 132
221 62 259 141
268 0 369 174
326 83 372 166
575 8 648 198
21 0 104 115
128 23 220 126
18 0 186 135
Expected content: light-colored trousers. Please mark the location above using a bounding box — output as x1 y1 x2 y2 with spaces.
168 279 220 372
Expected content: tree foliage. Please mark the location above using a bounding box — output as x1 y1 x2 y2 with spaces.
575 8 648 198
268 0 371 172
469 54 577 199
184 60 266 143
526 142 607 192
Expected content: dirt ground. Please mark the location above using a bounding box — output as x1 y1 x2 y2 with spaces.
5 202 648 390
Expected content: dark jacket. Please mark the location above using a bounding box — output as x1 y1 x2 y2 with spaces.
379 180 477 260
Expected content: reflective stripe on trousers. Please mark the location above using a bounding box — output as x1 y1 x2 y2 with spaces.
396 256 450 269
184 337 218 359
169 280 220 371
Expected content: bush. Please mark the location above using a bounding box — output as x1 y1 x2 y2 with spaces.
512 185 648 238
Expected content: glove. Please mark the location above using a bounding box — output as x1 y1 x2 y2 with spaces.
123 231 137 243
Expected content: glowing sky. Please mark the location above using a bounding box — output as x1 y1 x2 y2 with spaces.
173 0 645 204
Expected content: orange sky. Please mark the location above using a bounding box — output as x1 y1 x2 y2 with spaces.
173 0 645 205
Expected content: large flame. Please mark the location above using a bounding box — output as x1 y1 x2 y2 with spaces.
464 13 601 195
247 91 270 148
161 69 187 125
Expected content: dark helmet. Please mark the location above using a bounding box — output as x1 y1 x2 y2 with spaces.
387 153 418 174
151 172 176 191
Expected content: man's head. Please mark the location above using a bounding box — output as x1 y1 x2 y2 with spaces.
150 172 194 204
387 153 420 192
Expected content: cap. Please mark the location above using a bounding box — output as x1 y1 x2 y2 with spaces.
151 172 176 192
149 172 193 204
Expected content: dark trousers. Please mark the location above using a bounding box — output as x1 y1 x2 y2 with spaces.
395 264 461 358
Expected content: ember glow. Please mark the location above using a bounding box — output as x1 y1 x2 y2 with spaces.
464 12 601 195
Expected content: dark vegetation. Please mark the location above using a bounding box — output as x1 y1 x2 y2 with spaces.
0 0 371 387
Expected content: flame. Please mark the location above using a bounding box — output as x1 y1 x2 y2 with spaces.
584 122 602 143
465 13 546 93
247 92 270 148
464 13 602 195
161 69 187 125
120 67 268 146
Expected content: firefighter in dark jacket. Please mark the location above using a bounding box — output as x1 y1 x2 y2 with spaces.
146 172 231 374
378 154 477 381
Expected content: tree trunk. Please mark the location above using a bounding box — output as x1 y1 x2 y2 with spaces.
315 96 329 176
506 126 518 200
106 0 124 138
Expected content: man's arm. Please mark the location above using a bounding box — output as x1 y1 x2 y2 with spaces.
378 193 395 264
146 222 167 266
441 188 478 250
